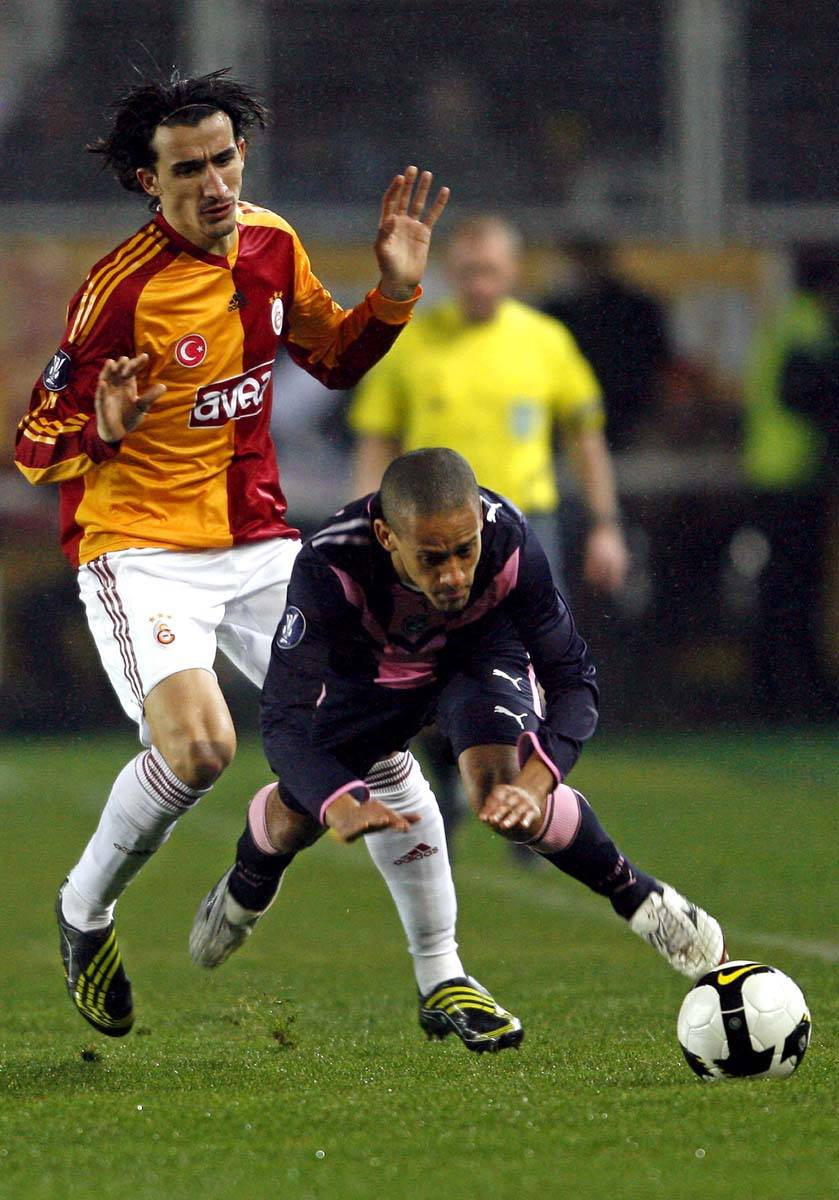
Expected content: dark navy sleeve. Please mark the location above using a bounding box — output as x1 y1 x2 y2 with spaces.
505 519 600 781
260 554 370 823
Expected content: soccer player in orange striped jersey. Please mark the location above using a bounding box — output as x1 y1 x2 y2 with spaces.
14 70 461 1039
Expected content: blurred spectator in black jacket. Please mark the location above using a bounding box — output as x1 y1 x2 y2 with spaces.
541 239 672 451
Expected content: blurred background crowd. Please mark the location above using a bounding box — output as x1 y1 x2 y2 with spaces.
1 0 837 736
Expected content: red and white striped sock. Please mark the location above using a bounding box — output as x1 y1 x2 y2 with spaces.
62 747 208 931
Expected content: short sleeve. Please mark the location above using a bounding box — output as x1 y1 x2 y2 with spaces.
548 322 605 432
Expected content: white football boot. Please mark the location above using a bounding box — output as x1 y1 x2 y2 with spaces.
629 883 726 980
189 868 264 969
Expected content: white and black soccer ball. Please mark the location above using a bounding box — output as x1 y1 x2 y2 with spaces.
677 960 811 1081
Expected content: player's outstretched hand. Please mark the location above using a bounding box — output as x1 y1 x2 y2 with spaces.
479 784 542 842
325 793 420 844
375 165 449 302
95 353 166 444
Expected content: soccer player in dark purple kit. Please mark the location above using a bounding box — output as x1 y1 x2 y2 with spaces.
191 448 726 1052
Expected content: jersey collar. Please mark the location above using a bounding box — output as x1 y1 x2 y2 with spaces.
153 211 238 269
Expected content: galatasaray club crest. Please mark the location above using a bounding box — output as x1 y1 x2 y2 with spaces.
150 614 176 645
270 291 285 335
175 333 208 368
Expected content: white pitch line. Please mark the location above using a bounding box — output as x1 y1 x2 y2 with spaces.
469 867 839 966
307 835 839 966
45 772 839 966
0 765 21 790
725 928 839 965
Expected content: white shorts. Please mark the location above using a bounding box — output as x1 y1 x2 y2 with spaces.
78 538 301 735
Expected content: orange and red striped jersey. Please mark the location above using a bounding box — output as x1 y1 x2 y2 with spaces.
15 204 419 567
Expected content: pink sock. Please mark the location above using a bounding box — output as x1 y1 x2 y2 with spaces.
526 783 582 854
247 784 279 855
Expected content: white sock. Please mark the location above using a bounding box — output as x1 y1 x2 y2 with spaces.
363 752 464 995
62 747 208 931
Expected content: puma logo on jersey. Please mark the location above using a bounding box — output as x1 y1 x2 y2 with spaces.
494 705 528 729
483 499 502 523
493 667 525 691
189 361 272 427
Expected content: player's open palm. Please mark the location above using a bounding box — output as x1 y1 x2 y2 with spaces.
375 166 449 300
95 353 166 443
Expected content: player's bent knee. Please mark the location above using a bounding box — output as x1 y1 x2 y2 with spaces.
266 786 322 853
164 737 236 790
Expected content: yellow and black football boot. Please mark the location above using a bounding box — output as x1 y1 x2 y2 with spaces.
55 882 134 1038
419 976 523 1053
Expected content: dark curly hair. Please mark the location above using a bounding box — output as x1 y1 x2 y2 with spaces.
87 68 269 195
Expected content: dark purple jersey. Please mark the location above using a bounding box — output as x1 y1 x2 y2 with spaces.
260 489 599 822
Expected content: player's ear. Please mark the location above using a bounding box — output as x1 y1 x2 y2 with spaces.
237 138 247 163
373 518 396 552
137 167 160 197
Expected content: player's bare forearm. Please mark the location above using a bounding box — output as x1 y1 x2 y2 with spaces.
375 166 449 298
566 426 629 592
566 426 621 526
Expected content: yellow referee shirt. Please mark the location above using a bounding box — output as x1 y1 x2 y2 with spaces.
349 297 603 513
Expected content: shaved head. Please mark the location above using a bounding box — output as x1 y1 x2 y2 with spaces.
379 448 480 532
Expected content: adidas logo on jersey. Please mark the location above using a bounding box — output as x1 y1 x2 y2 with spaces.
189 361 272 427
393 842 439 866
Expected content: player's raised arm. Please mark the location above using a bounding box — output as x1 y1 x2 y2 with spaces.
283 170 448 390
375 166 450 301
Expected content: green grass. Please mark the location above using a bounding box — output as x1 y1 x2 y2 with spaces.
0 731 837 1200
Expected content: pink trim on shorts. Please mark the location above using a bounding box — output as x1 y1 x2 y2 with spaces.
248 784 279 855
517 730 562 787
526 784 582 853
319 781 369 825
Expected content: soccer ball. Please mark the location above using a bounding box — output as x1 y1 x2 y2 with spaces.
677 960 811 1081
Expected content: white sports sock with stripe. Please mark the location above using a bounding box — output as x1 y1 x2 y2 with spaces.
362 752 464 995
62 747 207 931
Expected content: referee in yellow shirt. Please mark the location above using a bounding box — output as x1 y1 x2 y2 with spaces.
350 214 628 595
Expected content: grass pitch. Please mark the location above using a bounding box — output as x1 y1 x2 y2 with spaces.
0 730 836 1200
